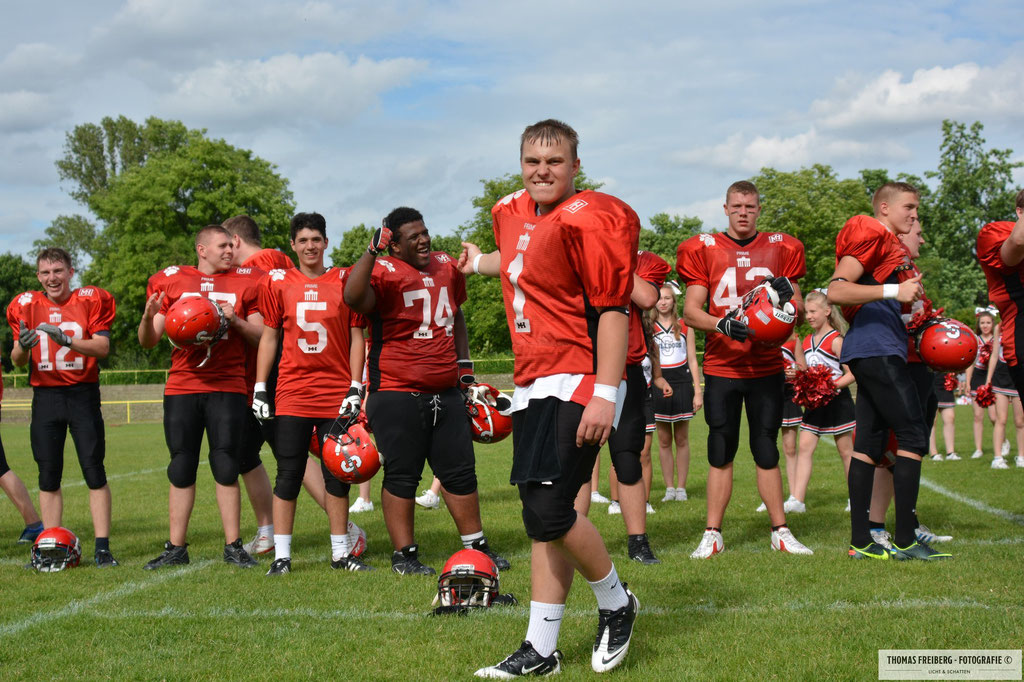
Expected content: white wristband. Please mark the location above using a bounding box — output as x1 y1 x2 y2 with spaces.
254 382 267 393
592 383 618 403
472 253 483 275
882 284 898 299
350 380 362 389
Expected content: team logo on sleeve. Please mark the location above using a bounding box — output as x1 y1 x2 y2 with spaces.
768 234 783 244
699 234 716 247
435 253 452 264
563 199 588 214
270 269 287 281
377 259 395 273
18 292 33 306
162 266 180 277
78 288 94 297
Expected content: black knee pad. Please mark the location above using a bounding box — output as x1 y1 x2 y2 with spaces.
707 432 739 468
437 466 476 496
521 499 576 542
610 449 643 485
322 462 351 499
751 437 781 469
519 481 577 542
82 466 107 490
381 474 417 500
209 450 239 486
38 468 62 492
273 474 303 501
167 453 199 488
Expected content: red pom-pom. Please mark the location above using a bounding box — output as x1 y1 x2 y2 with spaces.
943 373 958 392
906 300 944 337
791 365 837 410
977 340 992 368
974 383 995 407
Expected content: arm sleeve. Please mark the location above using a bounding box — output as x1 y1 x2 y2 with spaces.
90 289 117 333
564 202 638 308
258 279 282 329
676 238 709 288
783 237 807 279
637 251 671 288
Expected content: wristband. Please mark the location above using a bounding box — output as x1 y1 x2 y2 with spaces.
472 253 483 275
350 380 362 389
882 284 898 299
254 382 267 392
592 383 618 403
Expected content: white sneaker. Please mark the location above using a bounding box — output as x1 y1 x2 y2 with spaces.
646 503 656 514
243 532 274 556
690 530 724 559
591 491 611 504
915 524 952 544
771 527 813 555
1016 455 1024 468
992 456 1010 470
415 490 440 509
1002 440 1011 456
971 449 984 459
661 487 676 502
944 452 961 461
930 453 944 461
783 499 806 514
844 499 851 512
755 502 767 513
870 529 893 550
608 501 621 515
675 488 688 501
349 497 374 513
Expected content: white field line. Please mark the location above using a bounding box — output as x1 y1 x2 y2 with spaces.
0 561 212 638
919 478 1024 526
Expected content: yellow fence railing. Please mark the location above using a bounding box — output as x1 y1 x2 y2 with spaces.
1 399 164 425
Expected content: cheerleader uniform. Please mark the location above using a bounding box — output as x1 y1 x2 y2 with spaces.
781 338 803 428
652 319 695 422
799 329 856 435
932 372 956 409
991 345 1019 397
641 355 656 434
969 334 993 397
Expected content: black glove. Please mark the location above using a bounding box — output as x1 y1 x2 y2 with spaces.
368 223 393 256
18 321 39 349
36 323 72 347
339 384 364 418
457 360 475 392
716 312 750 342
768 277 793 304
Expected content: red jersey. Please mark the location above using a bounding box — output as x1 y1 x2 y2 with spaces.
977 221 1023 365
365 252 466 393
627 251 671 366
676 230 805 379
492 189 638 390
244 248 294 273
146 265 261 395
834 215 909 322
6 287 116 388
259 267 365 418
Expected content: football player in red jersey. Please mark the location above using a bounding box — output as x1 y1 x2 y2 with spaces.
7 247 118 566
138 225 263 569
252 212 370 575
827 181 948 561
677 181 813 559
223 214 328 557
977 190 1024 397
344 206 509 578
461 120 639 677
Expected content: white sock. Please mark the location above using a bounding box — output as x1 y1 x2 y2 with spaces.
257 524 273 538
273 534 292 561
525 602 565 658
460 531 484 549
588 565 629 611
331 533 352 561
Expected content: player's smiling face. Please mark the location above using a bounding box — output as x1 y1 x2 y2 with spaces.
724 191 760 239
290 228 327 271
197 232 234 273
36 258 74 304
886 192 920 235
392 219 431 269
521 138 580 215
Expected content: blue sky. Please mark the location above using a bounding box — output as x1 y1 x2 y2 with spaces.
1 1 1022 261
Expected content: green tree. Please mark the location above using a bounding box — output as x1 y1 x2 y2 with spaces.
32 214 97 271
641 213 702 268
0 254 41 372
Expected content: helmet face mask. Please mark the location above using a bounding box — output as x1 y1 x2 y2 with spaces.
436 549 499 608
466 384 513 444
31 527 82 572
739 283 795 348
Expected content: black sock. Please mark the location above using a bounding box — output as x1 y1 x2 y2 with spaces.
95 537 109 552
893 457 922 547
868 520 886 532
847 458 875 547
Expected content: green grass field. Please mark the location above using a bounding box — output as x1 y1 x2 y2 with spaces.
1 408 1022 680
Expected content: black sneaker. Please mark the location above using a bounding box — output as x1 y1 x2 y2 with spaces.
391 544 436 575
224 538 258 568
474 641 563 678
471 538 511 571
266 558 291 576
592 585 638 673
94 549 119 568
330 554 374 571
892 541 952 561
144 541 189 570
18 522 43 544
627 534 661 565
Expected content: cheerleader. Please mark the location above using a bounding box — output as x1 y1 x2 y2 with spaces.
651 284 702 501
789 290 855 512
777 332 805 512
963 309 997 459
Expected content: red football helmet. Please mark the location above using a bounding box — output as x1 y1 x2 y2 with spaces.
322 420 381 484
31 526 82 572
347 520 367 558
739 283 796 348
466 384 513 444
436 548 500 608
164 296 228 349
915 318 978 372
309 427 321 458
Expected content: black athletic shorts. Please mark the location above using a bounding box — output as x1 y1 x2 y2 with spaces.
702 372 784 466
163 392 247 482
275 415 350 498
653 366 694 422
608 364 646 456
848 356 927 459
238 410 265 475
30 382 105 490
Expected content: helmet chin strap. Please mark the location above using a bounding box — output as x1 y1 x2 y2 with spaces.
196 343 214 368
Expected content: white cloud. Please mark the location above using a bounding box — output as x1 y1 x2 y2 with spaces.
0 91 69 133
160 52 426 127
0 43 79 90
661 197 726 231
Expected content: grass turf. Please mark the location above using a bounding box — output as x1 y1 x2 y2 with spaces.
1 407 1022 680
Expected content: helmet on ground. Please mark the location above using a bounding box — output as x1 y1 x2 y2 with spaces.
322 420 381 484
31 527 82 572
739 283 796 348
915 318 978 372
436 548 499 608
164 296 228 349
466 383 513 444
